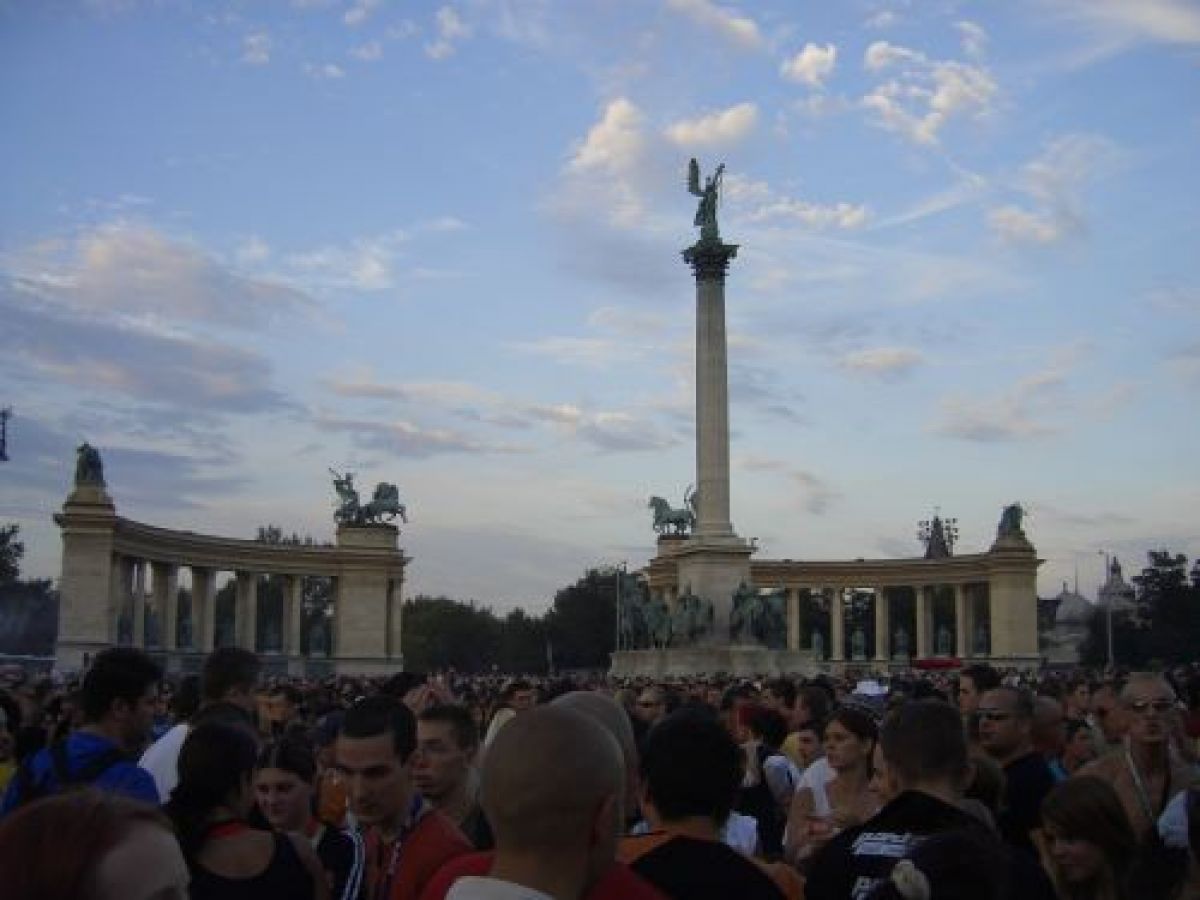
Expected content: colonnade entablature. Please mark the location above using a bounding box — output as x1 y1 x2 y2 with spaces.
54 482 407 675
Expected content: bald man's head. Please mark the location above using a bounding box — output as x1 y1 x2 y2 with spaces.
481 705 625 858
550 691 639 813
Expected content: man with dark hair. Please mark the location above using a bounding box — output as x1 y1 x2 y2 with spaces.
1 648 162 815
621 710 788 900
958 664 1001 719
337 694 470 900
737 707 798 859
978 685 1055 855
415 703 492 849
139 646 261 801
806 699 1040 900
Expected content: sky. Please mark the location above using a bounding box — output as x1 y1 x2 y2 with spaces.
2 0 1198 614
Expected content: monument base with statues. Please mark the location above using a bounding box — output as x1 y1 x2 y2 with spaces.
611 646 816 678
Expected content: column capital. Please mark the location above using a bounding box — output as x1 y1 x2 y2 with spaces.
682 240 739 280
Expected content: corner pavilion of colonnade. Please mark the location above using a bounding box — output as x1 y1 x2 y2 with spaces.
54 477 406 675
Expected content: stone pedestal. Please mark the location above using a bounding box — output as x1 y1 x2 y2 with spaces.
612 646 815 678
54 487 118 672
672 535 752 644
334 524 404 675
986 533 1041 665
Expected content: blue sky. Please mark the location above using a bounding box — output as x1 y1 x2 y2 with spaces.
2 0 1198 611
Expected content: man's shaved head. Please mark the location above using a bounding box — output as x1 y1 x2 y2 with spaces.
481 705 624 855
550 691 639 813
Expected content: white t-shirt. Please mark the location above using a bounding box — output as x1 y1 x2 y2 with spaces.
797 756 834 817
446 876 555 900
139 721 190 804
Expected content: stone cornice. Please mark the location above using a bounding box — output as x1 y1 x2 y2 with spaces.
683 240 738 281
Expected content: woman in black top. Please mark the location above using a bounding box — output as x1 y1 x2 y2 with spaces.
166 721 327 900
256 736 365 900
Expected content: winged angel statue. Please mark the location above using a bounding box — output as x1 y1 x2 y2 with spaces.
688 158 725 243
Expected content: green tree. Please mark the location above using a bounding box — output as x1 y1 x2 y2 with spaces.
498 608 548 674
544 569 617 670
1134 551 1200 664
401 595 500 673
1 523 23 584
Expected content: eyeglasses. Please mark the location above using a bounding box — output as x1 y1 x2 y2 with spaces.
1128 699 1174 715
637 700 660 708
977 711 1014 723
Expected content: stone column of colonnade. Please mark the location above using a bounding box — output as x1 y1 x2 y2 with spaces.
192 566 217 653
915 586 930 659
131 561 147 648
152 561 179 651
786 588 800 652
874 587 890 662
285 575 304 660
954 584 968 658
829 587 845 661
235 571 258 651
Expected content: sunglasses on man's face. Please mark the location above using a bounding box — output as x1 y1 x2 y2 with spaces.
1128 699 1174 715
976 710 1014 723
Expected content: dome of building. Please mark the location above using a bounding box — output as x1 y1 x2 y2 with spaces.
1054 583 1094 626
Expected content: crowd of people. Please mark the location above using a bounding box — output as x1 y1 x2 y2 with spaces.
0 652 1198 900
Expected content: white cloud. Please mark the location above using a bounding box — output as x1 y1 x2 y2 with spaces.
865 9 898 29
839 347 925 379
861 43 997 145
665 0 764 49
956 21 987 57
510 336 644 369
426 6 471 60
664 103 759 147
284 229 408 291
569 98 645 175
780 43 838 88
725 175 870 230
1047 0 1200 46
987 133 1122 245
242 33 271 65
306 63 346 80
235 236 270 265
343 0 379 27
351 41 383 61
317 413 515 458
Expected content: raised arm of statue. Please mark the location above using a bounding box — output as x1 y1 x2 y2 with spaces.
687 158 725 242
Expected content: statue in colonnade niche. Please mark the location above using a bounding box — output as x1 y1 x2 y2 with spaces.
754 588 788 649
893 626 910 659
851 626 866 659
974 622 990 655
309 619 328 656
936 623 953 656
811 629 825 660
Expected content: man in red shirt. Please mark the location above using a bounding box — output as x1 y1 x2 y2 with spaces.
338 695 472 900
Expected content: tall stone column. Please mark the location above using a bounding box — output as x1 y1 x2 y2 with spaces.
131 561 147 648
830 588 845 661
235 571 258 651
786 588 800 651
915 586 930 659
683 239 738 539
154 561 179 653
874 587 890 662
285 575 304 659
954 583 967 659
192 567 216 653
110 556 135 646
387 577 405 661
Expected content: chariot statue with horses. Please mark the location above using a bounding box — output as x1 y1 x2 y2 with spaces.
330 468 408 526
647 486 698 535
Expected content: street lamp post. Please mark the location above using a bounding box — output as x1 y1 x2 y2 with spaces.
1099 550 1113 670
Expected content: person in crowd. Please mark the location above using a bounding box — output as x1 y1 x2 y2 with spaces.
551 690 643 832
788 720 824 773
1077 673 1194 841
255 736 365 900
267 684 306 738
1065 678 1092 723
1088 681 1128 756
336 695 471 900
978 685 1056 855
0 702 16 794
805 699 999 899
1153 786 1200 900
1058 719 1097 777
620 709 792 900
1033 696 1069 782
167 721 327 899
784 705 879 868
481 679 536 750
865 828 1010 900
735 705 799 860
140 647 261 802
0 788 190 900
1039 776 1138 900
415 703 492 849
443 706 626 900
1 647 162 814
958 664 1002 748
634 685 671 729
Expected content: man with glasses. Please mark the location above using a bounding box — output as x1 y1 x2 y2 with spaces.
1077 673 1194 840
977 685 1055 856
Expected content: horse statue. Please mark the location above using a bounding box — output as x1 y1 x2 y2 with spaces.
359 482 407 525
997 503 1025 538
648 495 695 535
330 468 361 524
74 442 106 487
